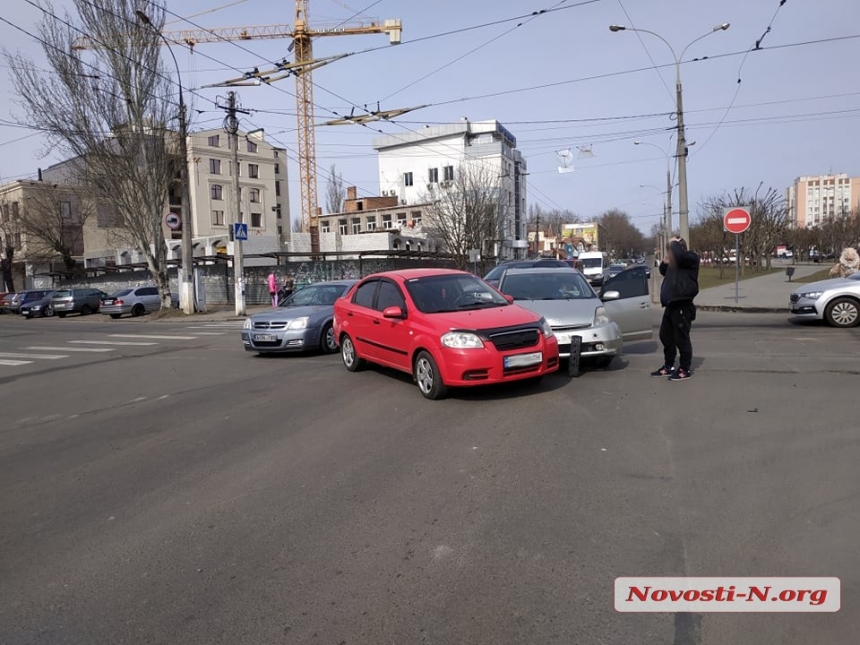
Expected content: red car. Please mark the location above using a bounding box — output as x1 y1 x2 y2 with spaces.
333 269 560 399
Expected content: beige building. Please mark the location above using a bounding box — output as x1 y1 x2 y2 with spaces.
787 174 860 227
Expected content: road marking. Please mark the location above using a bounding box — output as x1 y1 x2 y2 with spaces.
0 359 31 366
0 352 67 360
23 346 114 353
110 334 198 340
190 332 225 335
70 340 158 346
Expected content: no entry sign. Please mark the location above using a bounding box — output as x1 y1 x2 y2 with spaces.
724 207 751 234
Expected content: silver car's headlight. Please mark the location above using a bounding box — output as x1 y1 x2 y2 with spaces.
539 317 554 338
799 291 823 300
441 331 484 349
243 318 252 329
593 306 611 326
288 316 309 330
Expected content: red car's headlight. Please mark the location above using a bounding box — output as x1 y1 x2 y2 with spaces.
441 332 484 349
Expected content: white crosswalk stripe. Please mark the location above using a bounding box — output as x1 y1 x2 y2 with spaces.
0 359 31 366
189 332 225 335
23 346 114 353
0 352 67 360
70 340 157 346
110 334 198 340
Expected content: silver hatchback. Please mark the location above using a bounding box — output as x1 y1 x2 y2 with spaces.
52 288 107 317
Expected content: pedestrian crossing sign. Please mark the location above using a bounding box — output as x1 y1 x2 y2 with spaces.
233 222 248 241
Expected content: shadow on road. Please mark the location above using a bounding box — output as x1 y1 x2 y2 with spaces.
621 340 658 355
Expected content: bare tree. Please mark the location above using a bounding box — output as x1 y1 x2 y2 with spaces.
5 0 181 309
16 182 92 273
0 199 21 291
526 204 579 239
291 217 303 234
421 164 501 270
596 209 646 257
325 164 346 215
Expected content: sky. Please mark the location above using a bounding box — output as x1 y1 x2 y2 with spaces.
1 0 859 234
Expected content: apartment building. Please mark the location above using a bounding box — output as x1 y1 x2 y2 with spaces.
372 119 529 259
318 186 431 236
787 174 860 227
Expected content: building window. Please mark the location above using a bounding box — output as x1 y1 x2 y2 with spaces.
404 172 413 187
411 212 422 226
209 158 221 174
248 163 259 179
249 188 260 203
275 163 280 174
207 134 220 147
247 140 258 153
443 165 454 181
428 168 439 184
61 201 72 220
11 201 20 221
321 222 330 233
338 219 348 234
212 210 225 225
397 213 407 227
356 201 364 211
352 218 361 234
366 216 377 231
251 212 262 227
211 184 223 200
383 214 393 229
277 225 283 235
275 181 281 197
275 205 282 219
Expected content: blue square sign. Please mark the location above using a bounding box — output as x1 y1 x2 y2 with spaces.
233 222 248 241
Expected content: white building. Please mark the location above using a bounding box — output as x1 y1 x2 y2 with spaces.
786 174 860 228
373 119 528 260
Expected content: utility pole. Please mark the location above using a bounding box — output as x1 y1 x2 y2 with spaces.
675 82 689 245
220 91 251 316
534 209 541 258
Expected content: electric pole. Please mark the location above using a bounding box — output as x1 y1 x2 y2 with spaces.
220 91 251 316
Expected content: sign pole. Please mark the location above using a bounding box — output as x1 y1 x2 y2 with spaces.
735 233 740 304
723 206 752 305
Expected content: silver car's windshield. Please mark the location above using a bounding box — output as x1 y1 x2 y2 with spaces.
502 272 594 301
282 284 348 307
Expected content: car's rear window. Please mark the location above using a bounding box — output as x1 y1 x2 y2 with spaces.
54 290 72 298
110 289 133 297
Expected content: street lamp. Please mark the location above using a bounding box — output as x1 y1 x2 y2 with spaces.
612 22 730 247
137 10 194 315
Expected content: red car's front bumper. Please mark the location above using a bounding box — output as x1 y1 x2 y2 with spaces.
436 336 560 387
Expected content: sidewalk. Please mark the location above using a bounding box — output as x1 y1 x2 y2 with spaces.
149 304 271 322
695 263 824 312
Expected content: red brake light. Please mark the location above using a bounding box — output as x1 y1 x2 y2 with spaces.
114 299 124 305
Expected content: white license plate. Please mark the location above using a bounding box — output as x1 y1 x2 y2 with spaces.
103 300 114 305
504 351 543 369
254 334 277 342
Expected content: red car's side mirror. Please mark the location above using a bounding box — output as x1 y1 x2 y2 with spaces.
504 294 514 305
382 306 406 319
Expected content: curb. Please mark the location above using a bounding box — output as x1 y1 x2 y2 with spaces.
697 305 789 314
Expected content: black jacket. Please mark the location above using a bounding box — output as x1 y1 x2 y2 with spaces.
659 241 700 306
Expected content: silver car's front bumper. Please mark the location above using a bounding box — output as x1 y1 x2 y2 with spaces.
241 326 323 353
552 322 623 358
789 297 822 320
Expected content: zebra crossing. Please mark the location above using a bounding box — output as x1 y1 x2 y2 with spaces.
0 321 245 369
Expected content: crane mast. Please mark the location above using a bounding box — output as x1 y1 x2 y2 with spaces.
293 1 318 235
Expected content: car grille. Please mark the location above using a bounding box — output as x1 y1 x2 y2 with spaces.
487 328 540 352
253 321 288 330
789 294 800 303
552 323 591 332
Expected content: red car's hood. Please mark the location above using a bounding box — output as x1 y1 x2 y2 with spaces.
428 304 542 331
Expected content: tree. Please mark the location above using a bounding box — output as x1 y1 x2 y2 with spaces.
17 183 92 273
0 200 20 291
421 164 500 270
325 164 346 215
596 209 646 257
526 204 579 239
291 217 303 233
5 0 181 309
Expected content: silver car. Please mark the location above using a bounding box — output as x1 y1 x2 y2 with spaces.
497 267 653 366
789 271 860 328
100 286 175 318
242 280 357 355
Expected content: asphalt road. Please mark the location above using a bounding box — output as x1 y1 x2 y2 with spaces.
1 311 858 644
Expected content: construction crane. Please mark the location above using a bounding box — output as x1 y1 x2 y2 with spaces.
74 1 402 238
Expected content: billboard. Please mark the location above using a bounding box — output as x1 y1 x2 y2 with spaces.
562 223 599 251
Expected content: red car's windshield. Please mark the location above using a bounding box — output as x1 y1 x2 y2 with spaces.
404 274 508 313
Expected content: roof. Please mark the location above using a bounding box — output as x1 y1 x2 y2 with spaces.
363 268 469 280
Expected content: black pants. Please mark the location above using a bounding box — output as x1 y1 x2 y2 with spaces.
660 302 695 371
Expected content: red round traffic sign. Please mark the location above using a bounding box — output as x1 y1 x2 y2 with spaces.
165 212 182 231
723 207 751 234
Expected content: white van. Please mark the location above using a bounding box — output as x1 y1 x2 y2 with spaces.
578 251 611 286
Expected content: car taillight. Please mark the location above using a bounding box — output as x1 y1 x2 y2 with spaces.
114 299 124 305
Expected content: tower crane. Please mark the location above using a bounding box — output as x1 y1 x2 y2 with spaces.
74 1 402 239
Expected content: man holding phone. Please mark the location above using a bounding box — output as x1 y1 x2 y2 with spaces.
652 236 700 381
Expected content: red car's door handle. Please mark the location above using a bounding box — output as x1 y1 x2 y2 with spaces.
347 312 353 317
372 319 380 325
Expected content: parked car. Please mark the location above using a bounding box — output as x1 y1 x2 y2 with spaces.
578 251 611 286
20 291 58 318
496 267 653 367
0 292 14 313
333 269 560 400
6 290 50 316
52 288 108 317
608 263 627 278
483 259 572 287
100 286 177 318
789 271 860 328
241 280 357 355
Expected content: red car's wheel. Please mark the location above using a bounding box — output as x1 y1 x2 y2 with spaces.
341 334 364 372
414 351 447 400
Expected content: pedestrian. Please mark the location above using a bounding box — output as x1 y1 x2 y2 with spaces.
267 271 278 308
652 236 700 381
282 273 294 300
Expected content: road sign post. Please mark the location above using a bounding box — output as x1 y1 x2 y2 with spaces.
723 207 752 304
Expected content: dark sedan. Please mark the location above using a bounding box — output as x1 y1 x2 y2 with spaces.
241 280 357 355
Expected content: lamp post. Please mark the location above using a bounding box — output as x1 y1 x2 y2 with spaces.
611 22 730 247
137 10 194 314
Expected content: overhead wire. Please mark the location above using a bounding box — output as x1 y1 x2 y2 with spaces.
615 0 675 102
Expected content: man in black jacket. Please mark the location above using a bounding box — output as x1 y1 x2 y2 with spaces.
652 237 700 381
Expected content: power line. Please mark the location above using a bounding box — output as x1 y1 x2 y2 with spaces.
615 0 675 102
